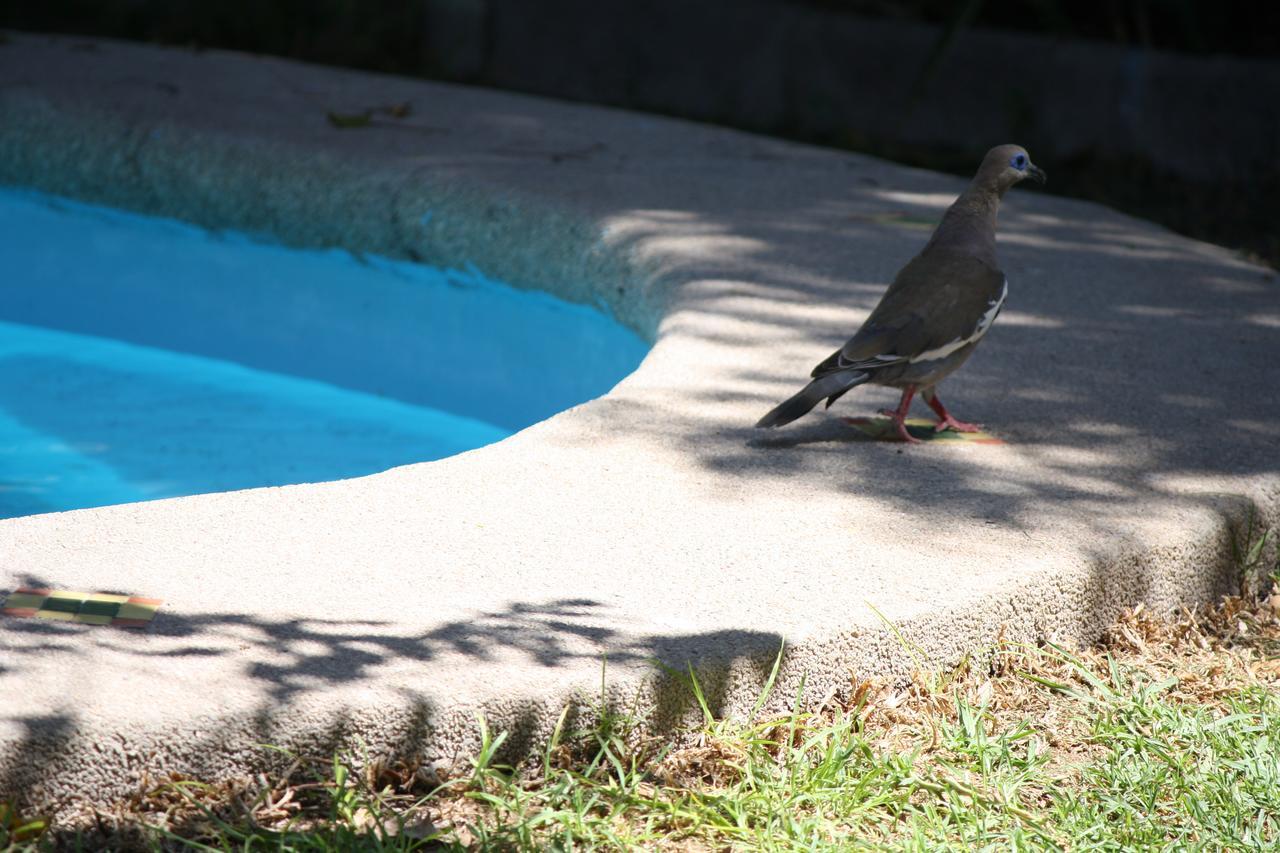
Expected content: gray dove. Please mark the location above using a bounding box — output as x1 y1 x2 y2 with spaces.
756 144 1045 443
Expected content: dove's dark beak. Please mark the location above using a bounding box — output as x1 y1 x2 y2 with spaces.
1027 164 1047 185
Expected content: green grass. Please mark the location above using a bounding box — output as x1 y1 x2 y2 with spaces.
7 593 1280 851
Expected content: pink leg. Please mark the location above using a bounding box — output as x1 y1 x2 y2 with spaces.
877 386 920 444
924 390 982 433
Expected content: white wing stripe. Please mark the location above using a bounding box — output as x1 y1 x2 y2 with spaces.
907 278 1007 364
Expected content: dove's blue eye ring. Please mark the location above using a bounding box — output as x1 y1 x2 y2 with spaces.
1011 153 1028 170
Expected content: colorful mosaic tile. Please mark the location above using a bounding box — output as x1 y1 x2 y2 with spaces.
1 588 162 627
841 416 1005 444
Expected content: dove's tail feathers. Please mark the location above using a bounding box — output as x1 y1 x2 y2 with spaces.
755 370 870 428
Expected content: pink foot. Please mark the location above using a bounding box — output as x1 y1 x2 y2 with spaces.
923 391 982 434
934 414 983 433
878 408 922 443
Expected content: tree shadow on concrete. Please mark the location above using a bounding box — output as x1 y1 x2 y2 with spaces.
555 159 1280 535
0 580 788 813
0 578 782 700
0 712 76 815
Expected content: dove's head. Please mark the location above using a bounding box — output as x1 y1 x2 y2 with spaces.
977 144 1047 195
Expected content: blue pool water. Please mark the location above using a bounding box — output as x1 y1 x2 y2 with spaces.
0 189 648 518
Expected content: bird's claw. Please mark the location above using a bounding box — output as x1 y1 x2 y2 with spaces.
933 415 982 433
876 408 921 443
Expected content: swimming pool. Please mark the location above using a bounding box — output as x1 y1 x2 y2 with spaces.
0 189 649 519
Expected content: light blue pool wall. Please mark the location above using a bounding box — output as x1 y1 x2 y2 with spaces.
3 191 649 432
0 93 663 341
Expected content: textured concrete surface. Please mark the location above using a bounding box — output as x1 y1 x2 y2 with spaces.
1 33 1278 817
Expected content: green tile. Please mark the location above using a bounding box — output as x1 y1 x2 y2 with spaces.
2 593 47 610
79 599 122 619
42 596 84 614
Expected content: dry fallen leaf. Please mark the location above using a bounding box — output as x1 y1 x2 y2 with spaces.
1251 659 1280 678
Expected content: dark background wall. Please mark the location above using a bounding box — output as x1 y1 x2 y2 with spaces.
5 0 1278 266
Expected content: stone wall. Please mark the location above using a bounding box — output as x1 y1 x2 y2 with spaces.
7 0 1279 183
425 0 1279 184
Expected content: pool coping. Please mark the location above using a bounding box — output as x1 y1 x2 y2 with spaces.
2 32 1278 818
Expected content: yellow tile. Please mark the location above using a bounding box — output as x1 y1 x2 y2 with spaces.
116 602 161 622
83 592 130 604
3 593 47 610
35 610 76 622
73 613 115 626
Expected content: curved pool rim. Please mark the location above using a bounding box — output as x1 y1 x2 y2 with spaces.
1 187 652 518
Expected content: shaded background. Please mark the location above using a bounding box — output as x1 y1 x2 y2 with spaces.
5 0 1277 267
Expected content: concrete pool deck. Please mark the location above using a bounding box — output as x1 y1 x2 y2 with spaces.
1 33 1278 815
